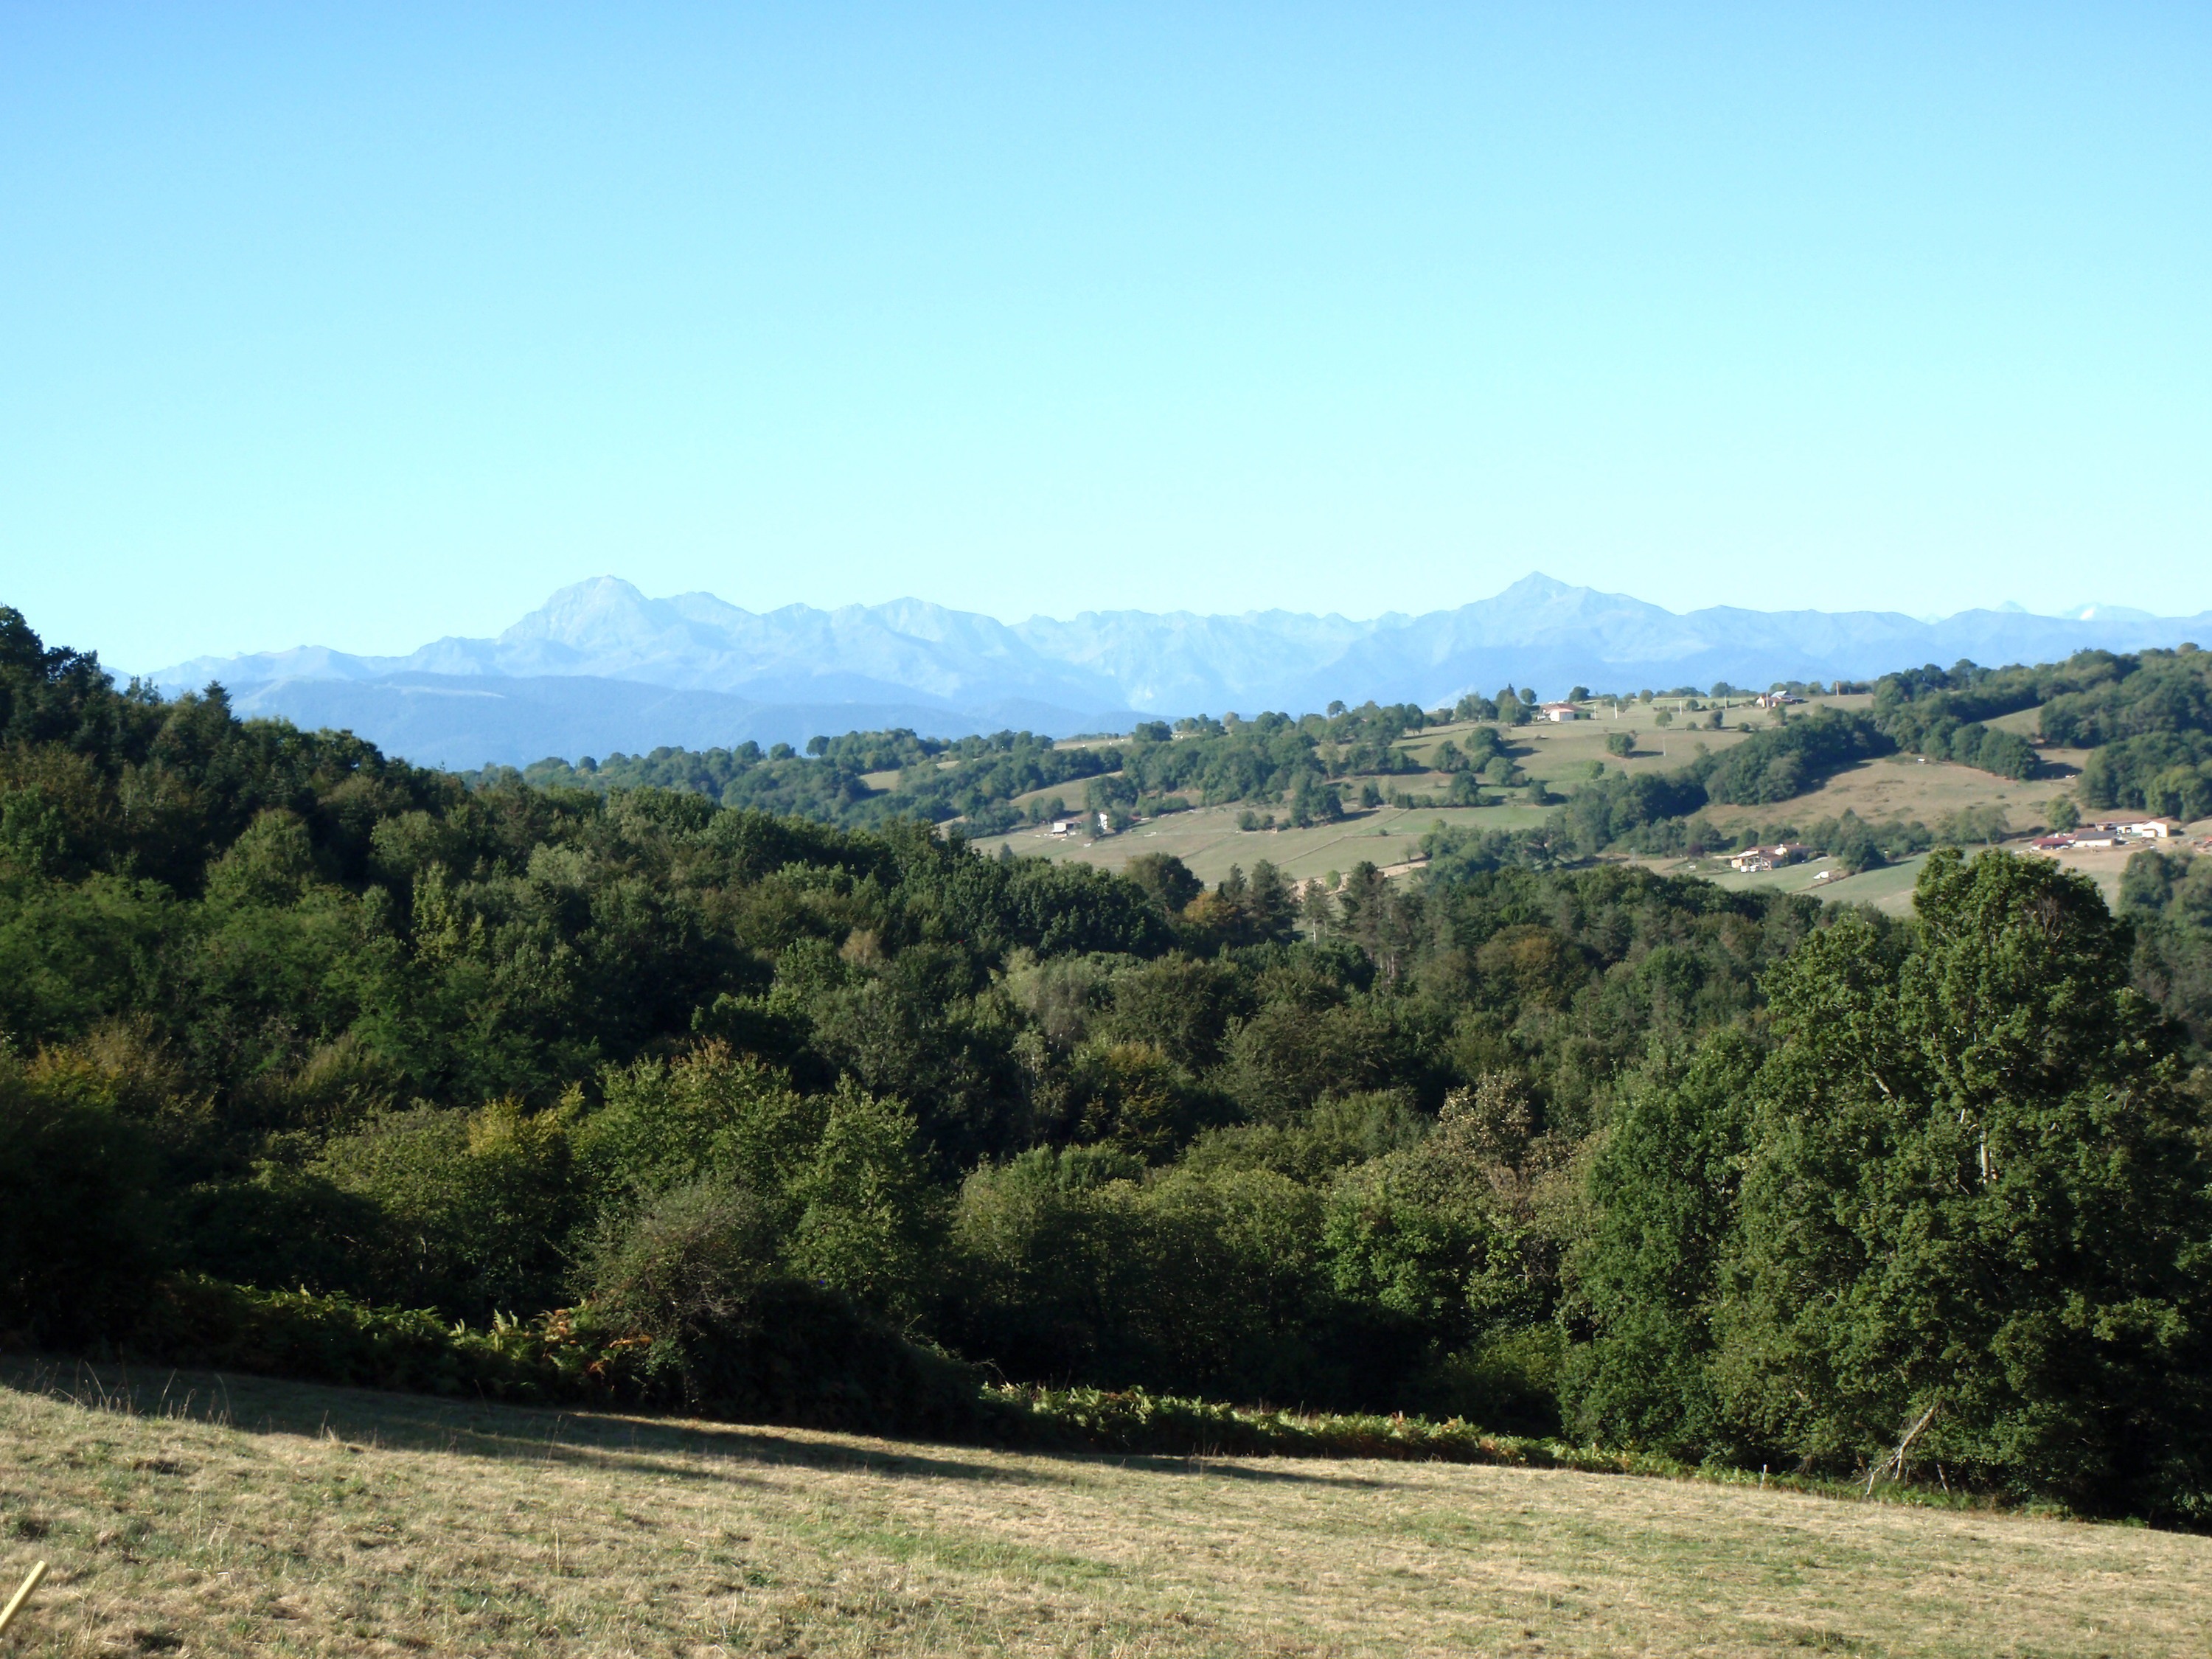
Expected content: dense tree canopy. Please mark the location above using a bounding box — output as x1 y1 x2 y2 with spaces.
1566 850 2212 1518
501 728 1122 835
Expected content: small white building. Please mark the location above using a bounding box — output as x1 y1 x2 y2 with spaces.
1539 702 1585 722
1049 818 1080 838
2118 819 2174 840
1728 843 1807 874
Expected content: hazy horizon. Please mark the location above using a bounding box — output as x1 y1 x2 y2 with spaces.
7 6 2209 669
133 570 2212 683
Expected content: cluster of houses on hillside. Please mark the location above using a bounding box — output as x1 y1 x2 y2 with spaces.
1539 690 1804 721
1724 819 2198 878
1719 818 2198 881
2028 820 2177 852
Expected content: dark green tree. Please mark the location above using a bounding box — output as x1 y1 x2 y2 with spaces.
1718 851 2212 1514
1559 1032 1764 1458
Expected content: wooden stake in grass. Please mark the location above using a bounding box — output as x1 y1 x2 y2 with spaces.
0 1559 49 1635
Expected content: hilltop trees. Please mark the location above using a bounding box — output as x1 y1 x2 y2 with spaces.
1869 646 2212 791
1699 709 1891 804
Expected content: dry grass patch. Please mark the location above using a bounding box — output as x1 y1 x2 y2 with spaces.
995 802 1540 887
4 1362 2210 1657
1778 752 2073 832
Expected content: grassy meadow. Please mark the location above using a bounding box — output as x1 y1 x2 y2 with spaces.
6 1362 2212 1658
1009 695 2212 916
987 802 1496 888
1002 699 1773 886
1004 696 2201 911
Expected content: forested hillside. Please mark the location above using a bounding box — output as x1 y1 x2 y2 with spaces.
4 607 2211 1522
496 727 1122 833
1873 646 2212 815
498 700 1447 834
470 649 2212 891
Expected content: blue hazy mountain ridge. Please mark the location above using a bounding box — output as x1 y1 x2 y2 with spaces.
217 674 1113 773
153 574 2212 771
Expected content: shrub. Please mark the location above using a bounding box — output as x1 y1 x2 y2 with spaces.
125 1271 1001 1440
131 1274 569 1401
0 1053 164 1346
578 1175 779 1367
310 1099 578 1321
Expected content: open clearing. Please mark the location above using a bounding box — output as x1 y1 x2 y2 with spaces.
987 803 1528 888
4 1364 2211 1657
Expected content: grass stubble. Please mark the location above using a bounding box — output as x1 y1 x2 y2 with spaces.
1 1361 2207 1657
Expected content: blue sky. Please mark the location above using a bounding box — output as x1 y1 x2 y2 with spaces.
3 3 2208 670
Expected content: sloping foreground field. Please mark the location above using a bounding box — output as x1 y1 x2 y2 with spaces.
4 1366 2209 1658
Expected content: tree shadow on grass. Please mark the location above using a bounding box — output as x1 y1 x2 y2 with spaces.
1 1356 1392 1490
1110 1453 1397 1488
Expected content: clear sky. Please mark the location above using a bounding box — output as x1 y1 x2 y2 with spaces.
4 3 2208 671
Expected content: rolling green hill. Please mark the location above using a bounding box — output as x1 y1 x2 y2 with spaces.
499 645 2212 886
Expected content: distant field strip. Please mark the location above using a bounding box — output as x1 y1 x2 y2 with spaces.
4 1364 2209 1657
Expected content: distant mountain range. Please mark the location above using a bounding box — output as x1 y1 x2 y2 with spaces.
150 574 2212 770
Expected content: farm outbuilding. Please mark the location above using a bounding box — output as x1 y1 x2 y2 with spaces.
1728 843 1807 873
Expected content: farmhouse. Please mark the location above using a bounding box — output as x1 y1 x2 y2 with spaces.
1539 702 1585 722
1755 692 1804 709
1728 843 1806 873
2063 820 2176 849
1048 818 1081 838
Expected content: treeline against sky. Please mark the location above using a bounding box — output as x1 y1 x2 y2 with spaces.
2 607 2211 1519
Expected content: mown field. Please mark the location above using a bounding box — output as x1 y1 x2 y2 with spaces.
4 1363 2211 1658
985 802 1503 887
